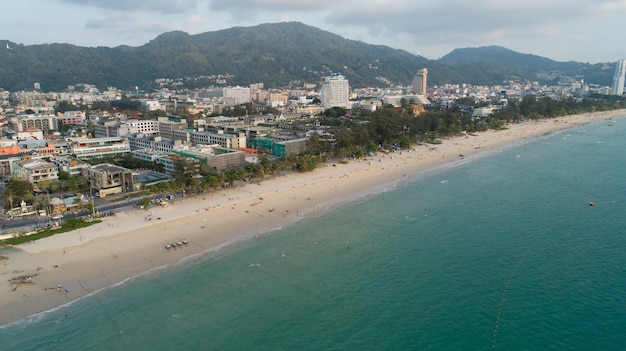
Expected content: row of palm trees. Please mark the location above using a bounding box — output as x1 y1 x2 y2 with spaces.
145 153 327 197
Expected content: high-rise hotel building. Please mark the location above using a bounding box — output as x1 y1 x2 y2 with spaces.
320 73 351 109
612 59 626 96
411 68 428 95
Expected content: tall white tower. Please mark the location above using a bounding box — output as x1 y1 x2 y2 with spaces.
411 68 428 95
612 59 626 95
321 73 351 109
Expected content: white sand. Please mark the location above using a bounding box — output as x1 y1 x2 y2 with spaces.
1 110 623 325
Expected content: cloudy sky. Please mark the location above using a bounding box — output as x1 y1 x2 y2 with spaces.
1 0 624 63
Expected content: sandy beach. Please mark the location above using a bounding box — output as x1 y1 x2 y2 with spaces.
1 110 624 325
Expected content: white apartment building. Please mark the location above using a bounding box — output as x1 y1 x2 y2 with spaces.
172 129 246 149
157 117 188 139
94 119 159 138
223 86 251 106
411 68 428 95
68 137 131 159
612 59 626 95
142 100 166 111
118 119 159 136
50 156 90 177
15 127 44 141
472 105 499 118
127 134 185 153
320 73 352 109
9 113 57 133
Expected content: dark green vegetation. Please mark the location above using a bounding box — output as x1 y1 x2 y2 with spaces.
0 23 616 92
438 46 614 86
144 153 327 197
317 95 625 157
84 154 165 173
1 218 101 245
490 94 624 121
3 175 91 211
2 173 89 211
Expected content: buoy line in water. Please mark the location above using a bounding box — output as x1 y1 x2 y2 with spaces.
490 160 609 348
76 279 128 351
176 236 391 345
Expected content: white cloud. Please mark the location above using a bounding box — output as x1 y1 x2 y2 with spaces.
60 0 202 14
209 0 344 12
314 0 626 61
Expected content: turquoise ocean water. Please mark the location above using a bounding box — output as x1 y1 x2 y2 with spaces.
2 117 626 350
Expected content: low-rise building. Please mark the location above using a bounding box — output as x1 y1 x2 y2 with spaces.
171 145 247 172
68 136 131 159
0 153 31 176
172 129 246 149
127 133 186 153
8 113 57 133
273 138 308 157
16 158 59 185
157 117 188 139
15 127 44 142
57 110 86 126
472 105 500 118
50 156 90 177
130 149 199 175
83 163 134 198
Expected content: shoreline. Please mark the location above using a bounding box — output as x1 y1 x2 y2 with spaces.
1 109 624 326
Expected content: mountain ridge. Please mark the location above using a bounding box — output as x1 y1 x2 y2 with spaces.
0 22 616 92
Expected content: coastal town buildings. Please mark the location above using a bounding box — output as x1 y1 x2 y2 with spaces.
0 63 621 204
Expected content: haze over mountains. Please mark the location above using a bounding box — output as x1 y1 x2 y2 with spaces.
0 22 616 92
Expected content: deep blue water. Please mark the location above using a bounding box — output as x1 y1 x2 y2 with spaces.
2 117 626 350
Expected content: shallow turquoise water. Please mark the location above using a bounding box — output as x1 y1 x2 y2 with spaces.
2 117 626 350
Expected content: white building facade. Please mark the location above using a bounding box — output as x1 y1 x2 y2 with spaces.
612 59 626 95
320 73 351 110
223 86 251 106
411 68 428 95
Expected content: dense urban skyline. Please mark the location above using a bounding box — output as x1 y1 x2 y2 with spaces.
1 0 624 63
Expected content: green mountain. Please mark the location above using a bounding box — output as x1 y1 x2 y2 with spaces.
0 22 616 92
438 45 614 86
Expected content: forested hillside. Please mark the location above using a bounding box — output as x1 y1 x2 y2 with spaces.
0 22 614 92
